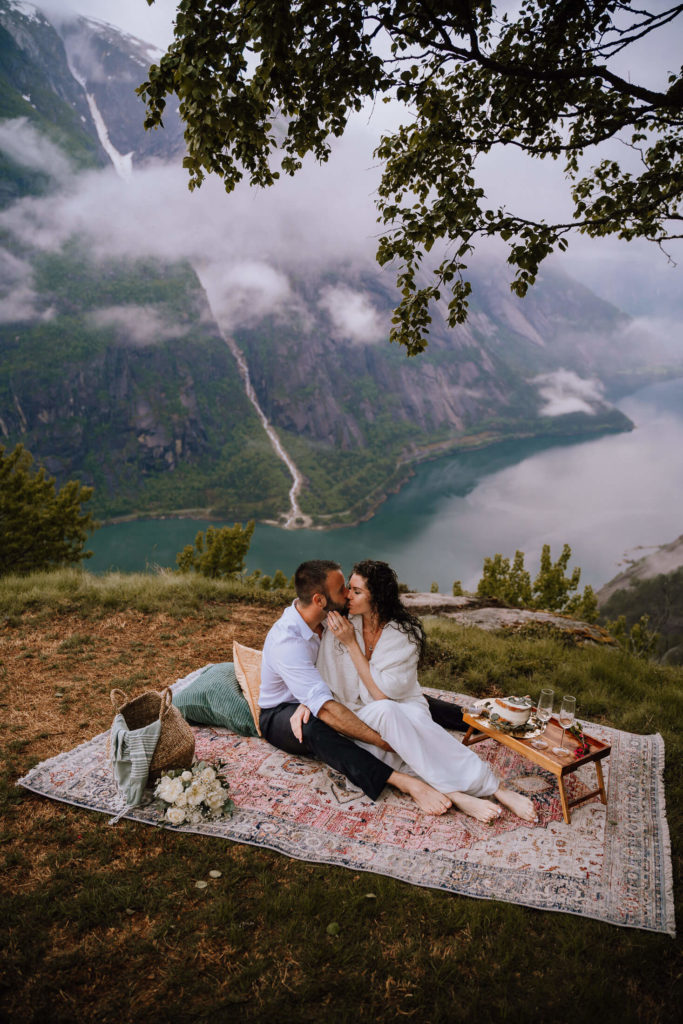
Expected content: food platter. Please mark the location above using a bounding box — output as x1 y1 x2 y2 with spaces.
466 698 543 739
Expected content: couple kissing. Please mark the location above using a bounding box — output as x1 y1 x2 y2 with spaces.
258 559 537 823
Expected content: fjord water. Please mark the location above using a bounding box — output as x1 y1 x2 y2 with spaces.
88 378 683 591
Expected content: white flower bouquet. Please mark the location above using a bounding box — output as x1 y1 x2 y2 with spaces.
154 761 234 826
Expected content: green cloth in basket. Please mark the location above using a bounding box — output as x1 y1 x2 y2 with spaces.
175 663 258 737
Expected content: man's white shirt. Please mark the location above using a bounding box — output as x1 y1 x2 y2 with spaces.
259 601 334 716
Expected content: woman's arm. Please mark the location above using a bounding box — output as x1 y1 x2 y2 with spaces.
329 612 423 702
327 611 388 700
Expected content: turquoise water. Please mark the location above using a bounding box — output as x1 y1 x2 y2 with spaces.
87 378 683 591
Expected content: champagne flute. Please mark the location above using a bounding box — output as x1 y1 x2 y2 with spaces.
553 695 576 756
531 688 553 749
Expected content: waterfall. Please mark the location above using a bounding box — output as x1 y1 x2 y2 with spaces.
69 59 309 527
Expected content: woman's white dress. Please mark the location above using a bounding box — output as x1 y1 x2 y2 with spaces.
316 616 499 798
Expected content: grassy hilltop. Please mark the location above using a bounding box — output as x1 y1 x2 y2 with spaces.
0 570 680 1023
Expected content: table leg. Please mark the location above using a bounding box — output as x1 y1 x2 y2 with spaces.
462 726 476 746
558 777 571 824
462 726 490 747
595 759 607 805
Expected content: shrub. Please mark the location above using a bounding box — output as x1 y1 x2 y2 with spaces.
476 543 598 622
176 521 255 578
0 444 97 575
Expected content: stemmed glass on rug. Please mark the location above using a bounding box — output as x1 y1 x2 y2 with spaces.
553 695 576 756
531 688 553 749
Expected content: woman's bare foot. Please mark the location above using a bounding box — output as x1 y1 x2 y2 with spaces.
448 791 502 823
494 787 538 823
388 772 452 814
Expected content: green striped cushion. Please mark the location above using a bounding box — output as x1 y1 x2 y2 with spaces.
175 663 258 737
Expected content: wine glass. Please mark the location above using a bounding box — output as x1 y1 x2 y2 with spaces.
531 688 553 749
553 695 576 756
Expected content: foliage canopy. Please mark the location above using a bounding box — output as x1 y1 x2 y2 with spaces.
0 444 97 575
177 521 255 577
141 1 683 354
476 543 598 621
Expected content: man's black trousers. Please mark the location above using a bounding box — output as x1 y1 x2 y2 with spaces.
259 702 393 801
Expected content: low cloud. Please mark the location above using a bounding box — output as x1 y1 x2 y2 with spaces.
532 369 607 416
621 316 683 361
196 260 300 332
38 0 177 50
0 123 385 341
0 118 73 181
318 285 387 344
0 248 48 322
0 122 381 272
87 305 186 346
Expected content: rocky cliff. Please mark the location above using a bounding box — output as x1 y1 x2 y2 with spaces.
234 263 633 517
597 535 683 606
57 12 185 166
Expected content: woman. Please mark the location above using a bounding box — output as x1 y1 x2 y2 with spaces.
318 560 537 824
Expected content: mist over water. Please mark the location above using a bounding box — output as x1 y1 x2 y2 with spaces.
88 377 683 591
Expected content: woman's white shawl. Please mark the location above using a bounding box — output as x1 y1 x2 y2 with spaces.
316 615 426 710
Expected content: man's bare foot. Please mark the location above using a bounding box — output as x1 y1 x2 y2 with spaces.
448 791 502 823
388 772 452 814
494 787 538 822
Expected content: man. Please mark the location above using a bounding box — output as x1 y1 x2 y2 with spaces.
259 559 452 814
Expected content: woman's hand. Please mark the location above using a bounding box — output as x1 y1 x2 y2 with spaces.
329 610 388 701
327 610 357 648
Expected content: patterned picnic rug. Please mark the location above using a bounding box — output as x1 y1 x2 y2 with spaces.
17 690 675 936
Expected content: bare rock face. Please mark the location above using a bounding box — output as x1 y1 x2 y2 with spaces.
402 592 614 645
440 606 613 644
401 593 491 614
236 264 634 452
57 15 186 165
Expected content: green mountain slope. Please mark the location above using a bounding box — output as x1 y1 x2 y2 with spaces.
0 241 291 518
0 2 106 200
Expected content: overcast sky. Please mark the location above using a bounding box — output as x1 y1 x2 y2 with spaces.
40 0 177 48
14 1 683 320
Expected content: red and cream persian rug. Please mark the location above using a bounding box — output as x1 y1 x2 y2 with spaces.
17 689 674 936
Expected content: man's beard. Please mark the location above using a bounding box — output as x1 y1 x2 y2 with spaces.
323 592 349 616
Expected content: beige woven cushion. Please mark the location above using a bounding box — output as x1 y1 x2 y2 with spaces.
233 641 263 736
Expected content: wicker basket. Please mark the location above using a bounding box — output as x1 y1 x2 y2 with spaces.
110 686 195 781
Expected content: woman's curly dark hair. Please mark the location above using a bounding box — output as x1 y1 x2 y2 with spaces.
352 559 425 660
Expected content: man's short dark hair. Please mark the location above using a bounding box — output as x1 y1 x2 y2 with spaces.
295 559 341 605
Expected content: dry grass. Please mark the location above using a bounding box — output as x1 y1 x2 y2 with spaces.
1 606 275 762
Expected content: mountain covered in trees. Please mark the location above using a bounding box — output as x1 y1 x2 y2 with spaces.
0 2 674 524
597 535 683 664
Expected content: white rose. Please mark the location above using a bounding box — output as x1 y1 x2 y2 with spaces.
155 777 176 802
164 777 185 804
181 770 193 782
200 767 216 785
206 790 226 812
175 790 188 807
165 806 186 825
186 781 206 807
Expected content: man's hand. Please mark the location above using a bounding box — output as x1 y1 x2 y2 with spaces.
289 703 311 743
318 700 394 752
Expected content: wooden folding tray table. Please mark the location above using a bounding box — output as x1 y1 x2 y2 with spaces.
462 710 611 824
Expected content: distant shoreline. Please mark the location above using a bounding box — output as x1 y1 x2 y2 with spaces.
97 415 634 531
